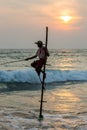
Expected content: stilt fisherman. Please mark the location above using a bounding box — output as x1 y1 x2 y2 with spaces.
25 40 50 76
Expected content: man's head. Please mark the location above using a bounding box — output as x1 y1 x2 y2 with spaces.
35 40 43 48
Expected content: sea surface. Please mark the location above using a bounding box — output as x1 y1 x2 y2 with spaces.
0 49 87 130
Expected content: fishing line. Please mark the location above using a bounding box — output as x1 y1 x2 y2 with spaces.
0 59 51 67
0 59 24 65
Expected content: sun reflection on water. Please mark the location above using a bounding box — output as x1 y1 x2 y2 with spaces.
55 56 75 70
49 89 80 112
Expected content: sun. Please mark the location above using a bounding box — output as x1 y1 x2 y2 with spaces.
59 15 72 23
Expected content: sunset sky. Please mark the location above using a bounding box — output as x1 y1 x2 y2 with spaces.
0 0 87 49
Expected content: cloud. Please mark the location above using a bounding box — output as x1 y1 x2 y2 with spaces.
0 1 86 32
0 0 87 48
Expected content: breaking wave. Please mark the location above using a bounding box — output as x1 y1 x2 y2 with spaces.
0 68 87 84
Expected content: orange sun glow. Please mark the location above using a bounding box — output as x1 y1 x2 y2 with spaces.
59 15 72 23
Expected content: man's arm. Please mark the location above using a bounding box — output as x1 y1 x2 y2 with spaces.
43 47 50 57
46 48 50 56
25 55 37 61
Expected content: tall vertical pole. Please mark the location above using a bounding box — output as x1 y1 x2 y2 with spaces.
39 27 48 119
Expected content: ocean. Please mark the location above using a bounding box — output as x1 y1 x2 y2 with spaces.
0 49 87 130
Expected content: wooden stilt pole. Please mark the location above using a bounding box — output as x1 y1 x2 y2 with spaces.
39 27 48 119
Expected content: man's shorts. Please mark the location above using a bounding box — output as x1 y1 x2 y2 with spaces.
31 59 45 70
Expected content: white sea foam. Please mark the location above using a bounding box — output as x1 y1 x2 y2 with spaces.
0 68 87 83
